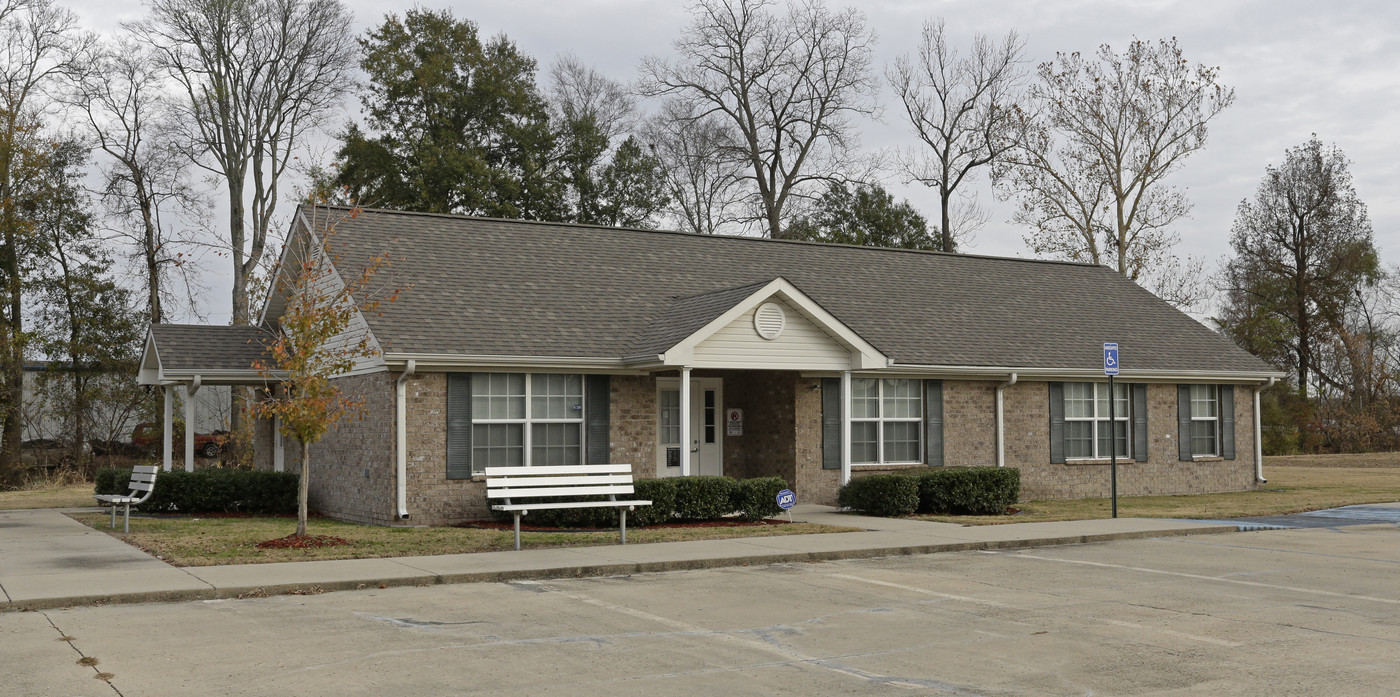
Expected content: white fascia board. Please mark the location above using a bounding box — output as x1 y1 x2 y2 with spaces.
802 364 1287 384
659 277 887 368
382 353 650 374
137 331 163 386
153 369 284 386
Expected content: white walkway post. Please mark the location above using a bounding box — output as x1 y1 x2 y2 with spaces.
183 383 196 471
680 367 692 477
162 385 173 472
840 370 852 485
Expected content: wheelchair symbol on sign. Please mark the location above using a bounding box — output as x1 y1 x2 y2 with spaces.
1104 343 1119 376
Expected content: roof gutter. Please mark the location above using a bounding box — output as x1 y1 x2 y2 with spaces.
395 359 416 521
1255 377 1276 483
995 373 1018 467
874 364 1286 383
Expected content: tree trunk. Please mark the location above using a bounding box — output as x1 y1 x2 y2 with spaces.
0 151 21 478
228 177 248 437
297 438 309 537
940 184 953 253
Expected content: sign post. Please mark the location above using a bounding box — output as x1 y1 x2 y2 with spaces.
1104 342 1119 518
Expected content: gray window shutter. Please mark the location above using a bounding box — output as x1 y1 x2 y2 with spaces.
1048 382 1065 464
1133 383 1149 462
821 378 841 470
1220 385 1236 460
1177 384 1192 461
446 373 473 479
585 374 611 464
924 380 944 466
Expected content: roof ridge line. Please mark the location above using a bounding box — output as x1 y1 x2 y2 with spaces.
305 204 1105 270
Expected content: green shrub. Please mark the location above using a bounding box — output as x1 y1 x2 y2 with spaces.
670 476 737 521
911 467 1020 515
837 474 919 517
730 477 787 522
94 467 298 514
630 478 677 527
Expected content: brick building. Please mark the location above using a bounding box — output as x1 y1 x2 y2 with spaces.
139 206 1283 526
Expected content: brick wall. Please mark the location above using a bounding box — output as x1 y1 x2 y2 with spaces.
303 372 398 525
944 380 998 466
611 375 657 479
793 376 839 505
712 370 796 482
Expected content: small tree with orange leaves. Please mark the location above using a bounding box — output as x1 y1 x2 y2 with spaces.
252 202 403 537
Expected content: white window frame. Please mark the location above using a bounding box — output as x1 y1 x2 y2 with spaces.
1189 384 1221 457
1064 382 1131 460
850 378 923 465
471 373 585 471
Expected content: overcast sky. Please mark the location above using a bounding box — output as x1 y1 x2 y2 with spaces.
66 0 1400 325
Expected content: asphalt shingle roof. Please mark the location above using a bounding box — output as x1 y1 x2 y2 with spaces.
151 324 270 372
311 206 1274 374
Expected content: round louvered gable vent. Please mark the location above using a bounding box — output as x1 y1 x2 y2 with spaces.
754 302 786 340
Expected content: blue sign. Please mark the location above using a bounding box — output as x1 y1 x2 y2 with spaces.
776 489 796 510
1104 342 1119 376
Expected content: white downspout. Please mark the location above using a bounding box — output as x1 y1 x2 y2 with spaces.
1255 377 1275 483
680 367 692 477
395 360 416 520
995 373 1018 467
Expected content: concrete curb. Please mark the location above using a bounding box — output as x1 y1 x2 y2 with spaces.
3 524 1234 612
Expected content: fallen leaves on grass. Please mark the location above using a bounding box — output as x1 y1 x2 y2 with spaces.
255 534 351 549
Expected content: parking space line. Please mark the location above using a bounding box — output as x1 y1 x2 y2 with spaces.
826 573 1013 608
1100 618 1242 647
990 551 1400 606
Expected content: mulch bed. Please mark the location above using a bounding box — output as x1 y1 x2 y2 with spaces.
454 518 793 533
255 534 352 549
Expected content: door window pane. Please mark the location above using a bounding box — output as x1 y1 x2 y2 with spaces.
659 389 680 446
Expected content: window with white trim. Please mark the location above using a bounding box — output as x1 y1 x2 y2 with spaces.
1064 382 1130 459
471 373 583 469
1189 384 1220 456
851 378 922 464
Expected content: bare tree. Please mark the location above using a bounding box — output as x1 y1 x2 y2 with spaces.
888 19 1023 252
132 0 356 327
0 0 92 476
995 38 1233 301
642 99 749 235
549 53 635 144
639 0 878 238
72 38 201 326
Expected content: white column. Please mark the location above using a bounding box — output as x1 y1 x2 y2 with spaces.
1254 385 1265 482
273 415 285 473
680 367 692 477
840 370 852 485
161 385 173 472
183 383 195 471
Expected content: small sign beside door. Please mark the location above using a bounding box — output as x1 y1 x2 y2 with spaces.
726 408 743 436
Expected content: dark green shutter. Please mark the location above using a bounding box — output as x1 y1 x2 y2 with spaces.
1177 385 1192 461
821 378 841 470
1048 382 1065 464
1132 383 1148 462
585 375 611 464
446 373 473 479
1220 385 1236 460
924 380 944 466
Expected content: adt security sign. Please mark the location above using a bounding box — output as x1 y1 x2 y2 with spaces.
776 489 796 510
1103 342 1120 376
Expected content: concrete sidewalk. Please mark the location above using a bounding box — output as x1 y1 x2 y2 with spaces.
0 505 1236 611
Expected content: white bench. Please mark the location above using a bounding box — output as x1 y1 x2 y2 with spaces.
485 464 652 551
94 465 159 534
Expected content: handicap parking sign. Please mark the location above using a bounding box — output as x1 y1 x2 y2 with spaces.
1104 343 1119 376
776 489 795 509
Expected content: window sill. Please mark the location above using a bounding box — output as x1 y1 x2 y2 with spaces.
1064 458 1133 466
1191 455 1224 462
850 463 927 470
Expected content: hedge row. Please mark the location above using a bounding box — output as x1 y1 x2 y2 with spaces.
837 467 1020 517
490 476 789 528
95 467 298 514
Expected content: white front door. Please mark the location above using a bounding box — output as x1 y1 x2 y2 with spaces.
657 378 723 477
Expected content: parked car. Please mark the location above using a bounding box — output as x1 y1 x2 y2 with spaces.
131 422 227 458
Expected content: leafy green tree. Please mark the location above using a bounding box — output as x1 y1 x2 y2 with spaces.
785 182 936 249
1219 136 1380 400
336 8 561 219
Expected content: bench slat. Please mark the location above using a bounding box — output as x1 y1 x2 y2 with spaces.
483 464 632 476
488 485 634 499
130 472 157 483
486 474 632 488
128 482 154 492
132 465 160 474
493 500 651 512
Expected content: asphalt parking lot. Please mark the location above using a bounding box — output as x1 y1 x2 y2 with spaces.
5 523 1398 696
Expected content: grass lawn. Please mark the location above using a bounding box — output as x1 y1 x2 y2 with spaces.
67 513 860 567
918 460 1400 525
0 482 94 510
